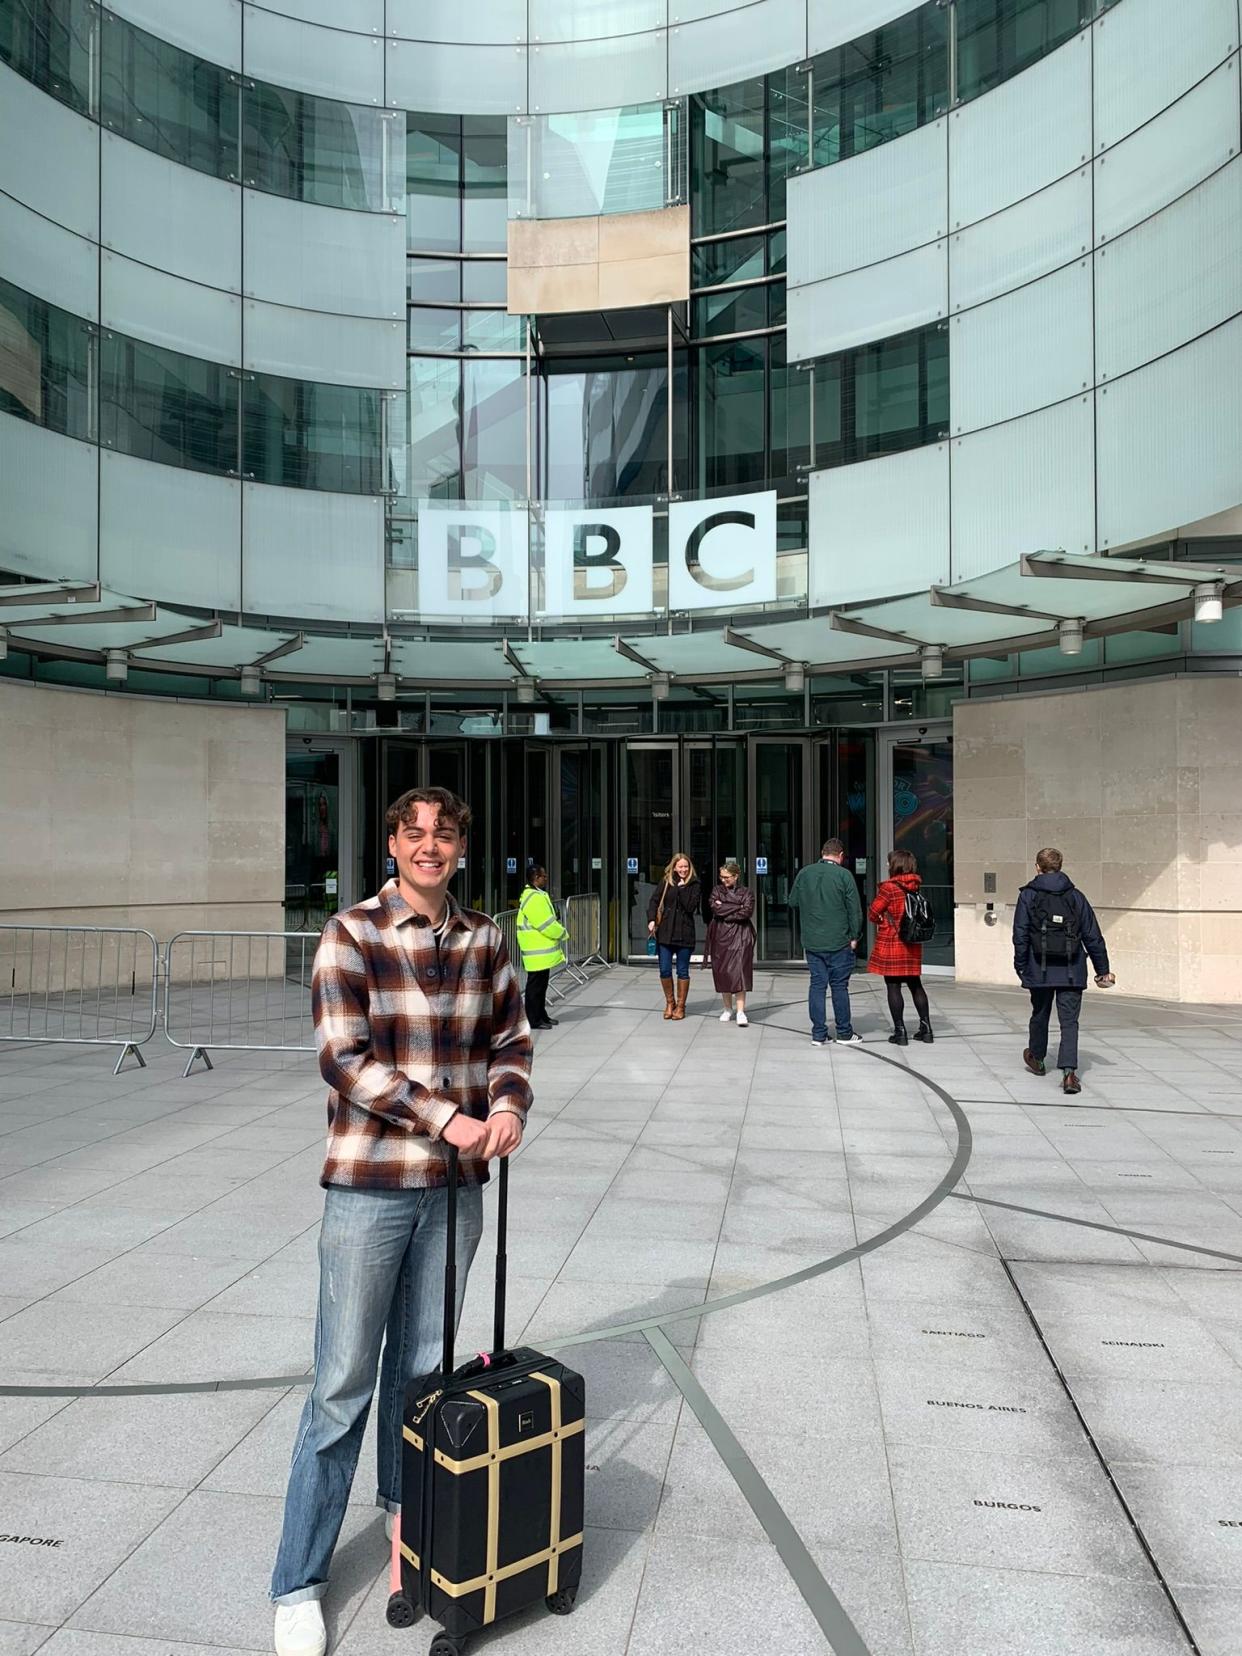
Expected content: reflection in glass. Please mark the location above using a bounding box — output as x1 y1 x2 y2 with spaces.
541 354 668 501
407 258 462 304
693 284 770 338
698 337 766 491
624 745 674 951
462 309 525 353
244 82 401 211
889 734 954 967
768 335 808 482
100 10 239 178
753 741 803 957
508 101 684 221
956 0 1086 103
462 357 526 499
811 322 948 470
811 3 947 168
0 275 92 439
407 355 462 500
407 115 462 251
100 332 238 475
692 235 765 289
408 307 462 353
462 261 508 304
242 374 381 493
691 77 766 236
462 117 508 253
0 0 93 114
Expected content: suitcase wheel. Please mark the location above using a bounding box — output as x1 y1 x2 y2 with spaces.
546 1585 578 1616
385 1592 416 1629
428 1637 462 1656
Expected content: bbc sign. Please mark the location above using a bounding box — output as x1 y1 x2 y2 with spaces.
417 492 777 620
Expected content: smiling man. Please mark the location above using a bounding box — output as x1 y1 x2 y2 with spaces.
270 786 532 1656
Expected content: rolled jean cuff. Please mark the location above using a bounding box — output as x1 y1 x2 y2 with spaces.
272 1584 327 1608
376 1493 400 1515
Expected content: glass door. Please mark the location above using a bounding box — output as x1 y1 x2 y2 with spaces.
748 737 811 962
879 727 954 971
623 744 678 955
285 739 356 930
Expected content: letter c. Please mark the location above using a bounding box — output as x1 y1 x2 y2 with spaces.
684 510 756 593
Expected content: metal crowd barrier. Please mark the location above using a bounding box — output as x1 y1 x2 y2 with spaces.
163 930 319 1076
563 893 607 972
0 924 159 1074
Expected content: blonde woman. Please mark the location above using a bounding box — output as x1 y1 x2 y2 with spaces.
707 861 755 1026
647 852 701 1020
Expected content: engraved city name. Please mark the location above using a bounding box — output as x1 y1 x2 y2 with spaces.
927 1399 1028 1413
1218 1519 1242 1527
0 1534 63 1547
973 1499 1042 1512
921 1328 987 1339
1101 1340 1165 1348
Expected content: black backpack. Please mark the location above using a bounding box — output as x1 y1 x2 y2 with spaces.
1029 889 1081 969
898 887 936 944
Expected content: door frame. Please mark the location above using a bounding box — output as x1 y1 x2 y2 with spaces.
747 733 814 966
876 722 954 977
288 735 358 915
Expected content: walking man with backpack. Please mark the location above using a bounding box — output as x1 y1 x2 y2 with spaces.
1012 847 1114 1094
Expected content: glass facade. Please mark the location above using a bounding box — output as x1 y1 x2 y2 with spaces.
0 0 92 114
0 274 92 439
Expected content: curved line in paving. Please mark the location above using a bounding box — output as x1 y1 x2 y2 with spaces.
0 1037 972 1392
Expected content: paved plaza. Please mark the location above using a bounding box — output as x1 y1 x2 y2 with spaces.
1 967 1241 1656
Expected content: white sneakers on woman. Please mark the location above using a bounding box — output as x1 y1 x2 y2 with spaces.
736 1010 749 1027
719 1009 732 1021
274 1601 326 1656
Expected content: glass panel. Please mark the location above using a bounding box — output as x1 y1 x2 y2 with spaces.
768 334 809 482
692 284 770 337
812 322 948 470
243 81 399 212
888 736 954 967
462 261 508 303
753 741 803 959
766 60 810 221
462 309 525 352
624 745 675 953
100 11 239 180
692 235 765 288
508 101 680 220
698 336 766 491
100 331 237 475
407 355 462 502
0 0 93 113
542 354 669 501
812 2 948 168
462 116 508 254
407 114 462 251
691 77 766 236
242 373 381 493
557 746 604 902
285 751 340 931
462 357 526 499
956 0 1087 104
0 274 91 438
407 257 462 304
408 306 462 352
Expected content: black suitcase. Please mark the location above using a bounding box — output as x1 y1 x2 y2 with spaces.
386 1145 586 1656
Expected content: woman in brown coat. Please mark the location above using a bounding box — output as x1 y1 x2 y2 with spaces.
707 861 755 1027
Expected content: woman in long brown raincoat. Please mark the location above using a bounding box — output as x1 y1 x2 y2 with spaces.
707 861 755 1027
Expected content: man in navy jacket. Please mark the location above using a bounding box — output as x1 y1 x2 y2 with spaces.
1012 847 1114 1094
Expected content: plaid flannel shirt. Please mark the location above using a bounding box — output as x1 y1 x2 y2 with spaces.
312 880 533 1190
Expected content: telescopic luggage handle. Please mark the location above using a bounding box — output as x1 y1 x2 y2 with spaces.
442 1140 510 1377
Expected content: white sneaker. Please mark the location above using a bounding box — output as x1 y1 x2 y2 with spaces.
835 1032 864 1045
385 1510 395 1542
719 1010 732 1022
274 1601 326 1656
736 1010 748 1027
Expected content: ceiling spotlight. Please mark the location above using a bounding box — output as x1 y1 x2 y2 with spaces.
1193 581 1224 624
919 644 944 681
0 627 7 662
239 664 262 696
650 672 671 701
515 677 536 704
784 662 806 694
105 649 128 685
376 672 397 702
1057 618 1084 656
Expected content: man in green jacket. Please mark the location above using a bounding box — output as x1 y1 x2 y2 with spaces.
516 864 567 1031
788 838 863 1046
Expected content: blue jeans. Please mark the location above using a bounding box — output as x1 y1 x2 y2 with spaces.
271 1181 483 1605
657 943 692 980
807 947 855 1041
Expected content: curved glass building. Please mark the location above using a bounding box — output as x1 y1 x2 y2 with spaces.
3 0 1241 991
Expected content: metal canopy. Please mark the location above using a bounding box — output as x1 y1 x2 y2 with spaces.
1 553 1236 689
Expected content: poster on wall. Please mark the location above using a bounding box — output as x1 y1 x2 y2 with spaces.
667 492 777 613
541 505 654 618
417 504 530 619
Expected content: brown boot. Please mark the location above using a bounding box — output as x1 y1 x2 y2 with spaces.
672 979 689 1021
660 977 675 1019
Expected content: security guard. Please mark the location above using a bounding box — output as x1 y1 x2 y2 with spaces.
516 863 567 1030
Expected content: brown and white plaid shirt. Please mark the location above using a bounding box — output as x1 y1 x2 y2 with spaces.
312 880 533 1190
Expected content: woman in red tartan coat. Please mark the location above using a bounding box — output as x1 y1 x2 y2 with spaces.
867 850 933 1045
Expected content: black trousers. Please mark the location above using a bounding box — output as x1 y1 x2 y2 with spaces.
525 969 549 1028
1028 986 1081 1070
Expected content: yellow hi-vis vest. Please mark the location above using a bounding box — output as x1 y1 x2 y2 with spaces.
516 885 567 971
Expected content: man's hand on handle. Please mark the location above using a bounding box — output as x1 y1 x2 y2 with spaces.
481 1113 523 1161
441 1111 489 1154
